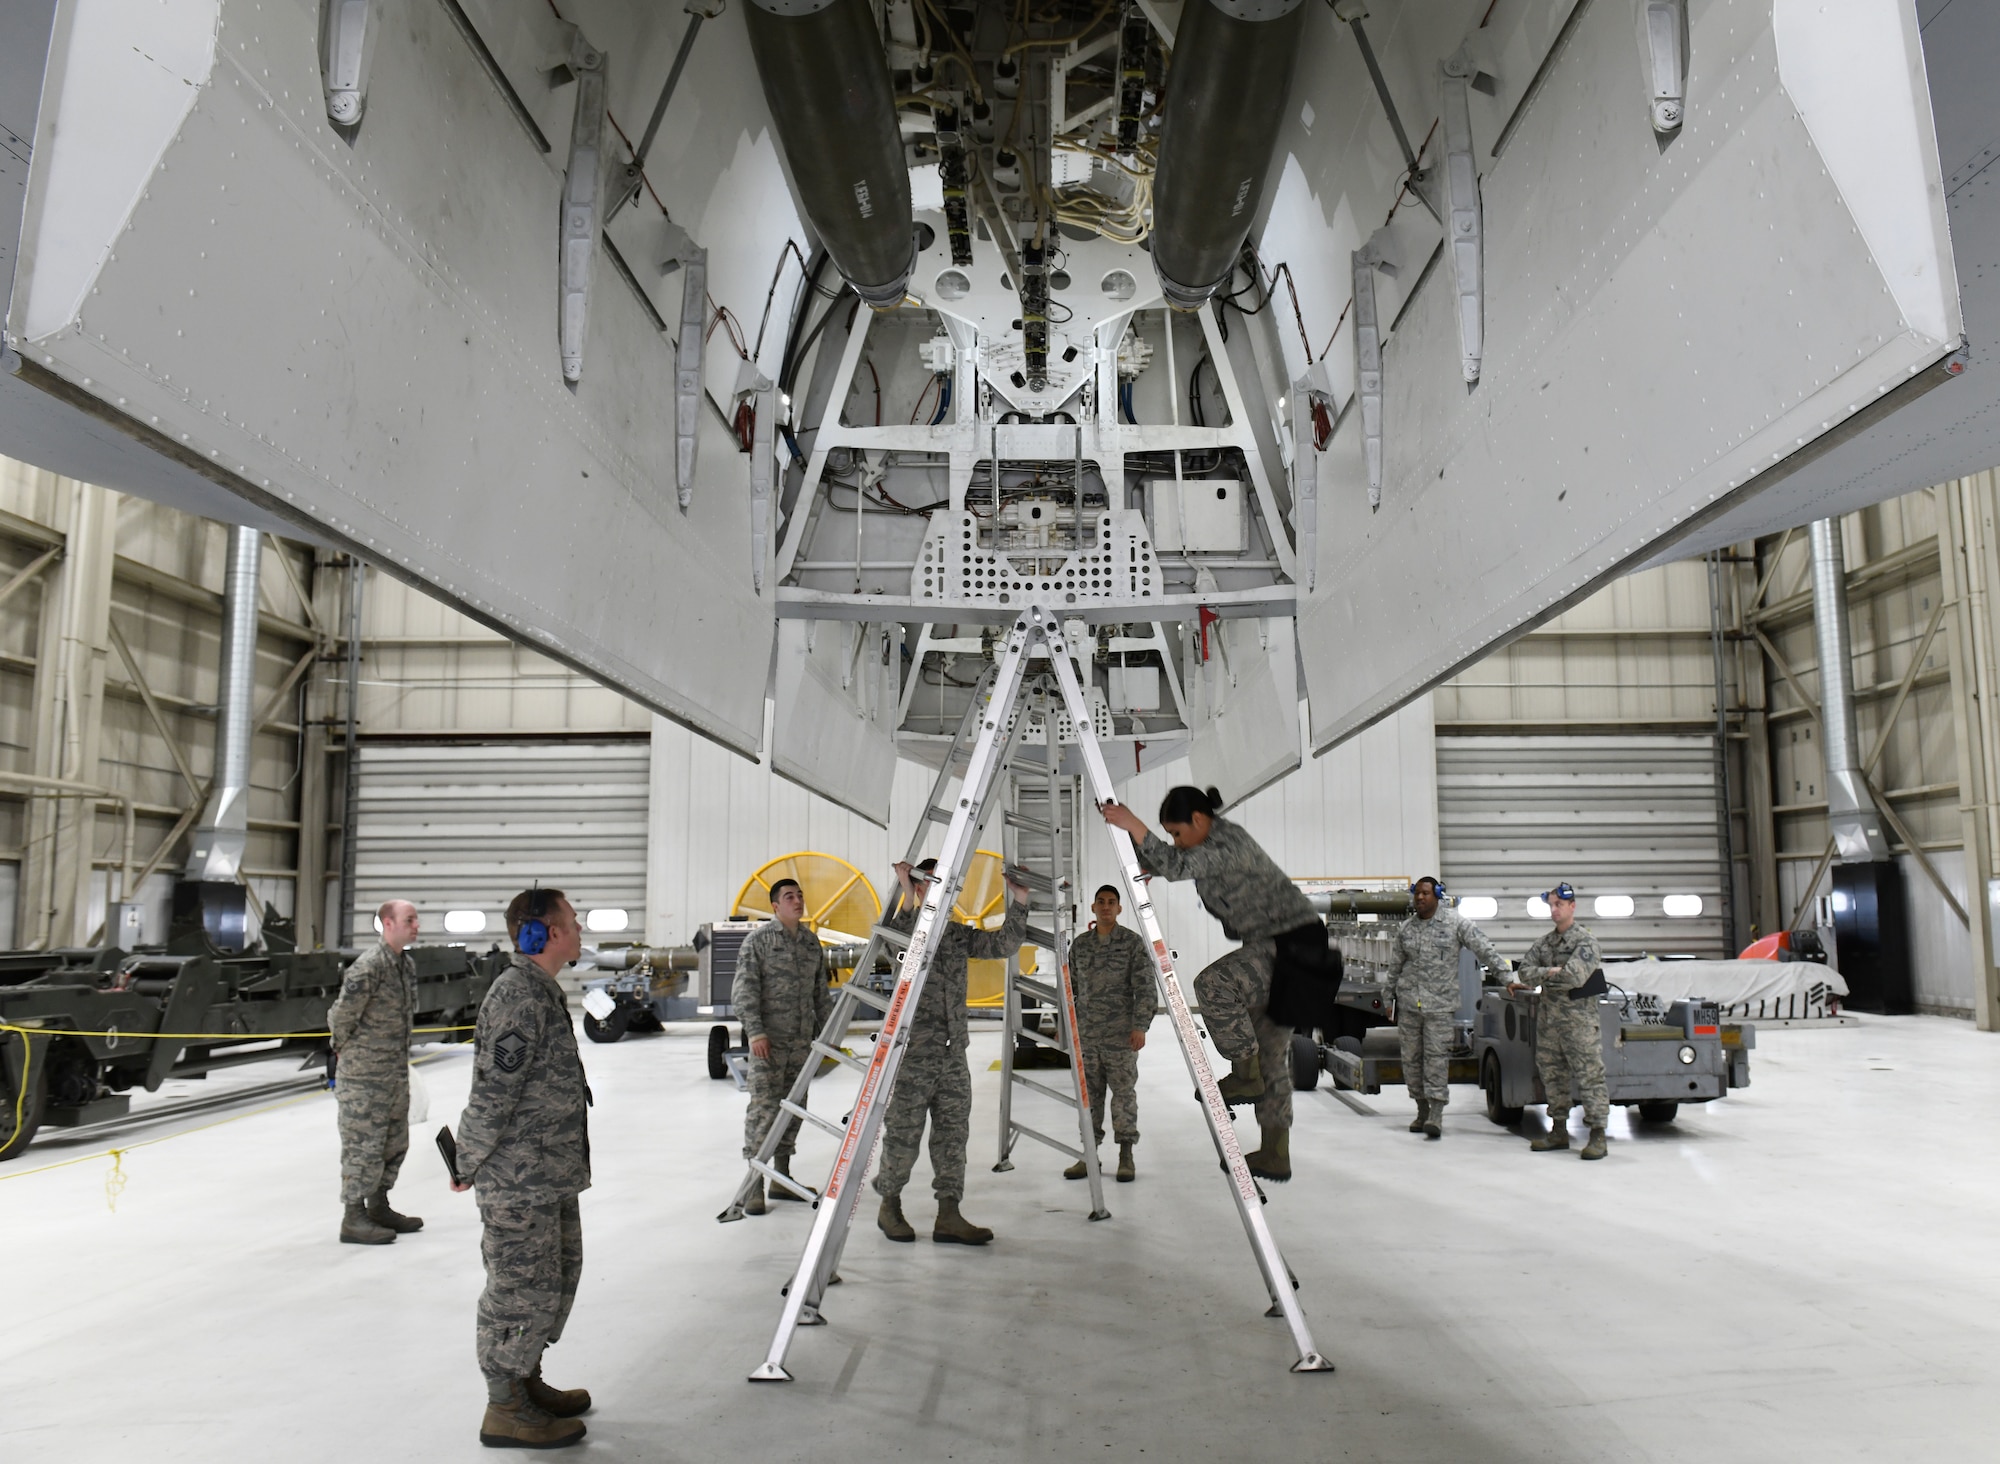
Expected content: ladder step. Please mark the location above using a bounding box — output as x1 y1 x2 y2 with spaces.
810 1040 867 1074
924 806 956 825
1022 928 1059 956
1016 975 1060 1005
873 923 911 949
1014 1025 1068 1052
1005 1120 1083 1161
1008 1072 1080 1109
1005 811 1055 836
779 1099 845 1138
1015 869 1056 893
836 983 890 1014
748 1155 821 1201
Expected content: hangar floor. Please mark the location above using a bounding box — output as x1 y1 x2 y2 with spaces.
2 1012 1994 1461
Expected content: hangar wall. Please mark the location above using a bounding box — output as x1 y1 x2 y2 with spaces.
4 446 1997 1026
1439 481 1997 1021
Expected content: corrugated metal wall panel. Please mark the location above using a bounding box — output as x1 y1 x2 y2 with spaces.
353 742 650 939
646 713 941 947
1437 735 1727 960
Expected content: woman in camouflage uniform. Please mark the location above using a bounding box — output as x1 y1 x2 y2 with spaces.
1101 786 1317 1181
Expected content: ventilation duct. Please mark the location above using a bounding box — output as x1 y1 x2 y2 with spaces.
1809 517 1891 863
187 525 262 882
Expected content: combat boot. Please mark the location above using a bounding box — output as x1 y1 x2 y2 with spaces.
877 1194 915 1242
1216 1052 1265 1105
1422 1101 1443 1141
1063 1154 1092 1180
340 1201 395 1245
770 1153 806 1201
1408 1098 1429 1134
1245 1125 1291 1182
743 1176 767 1216
367 1188 424 1233
1530 1119 1570 1152
478 1380 586 1449
523 1361 592 1418
1579 1126 1608 1161
1116 1143 1135 1183
932 1198 994 1245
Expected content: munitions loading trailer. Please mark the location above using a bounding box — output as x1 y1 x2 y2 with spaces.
578 922 869 1087
0 881 500 1162
1288 888 1448 1093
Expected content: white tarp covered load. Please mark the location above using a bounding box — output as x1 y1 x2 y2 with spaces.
1609 959 1849 1021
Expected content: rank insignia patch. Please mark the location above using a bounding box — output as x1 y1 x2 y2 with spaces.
493 1028 530 1073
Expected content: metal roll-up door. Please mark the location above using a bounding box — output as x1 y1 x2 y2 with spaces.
351 741 650 944
1436 735 1727 961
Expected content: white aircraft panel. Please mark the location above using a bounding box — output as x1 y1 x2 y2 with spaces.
1185 615 1300 808
7 0 785 756
770 619 899 826
1642 0 1999 561
1296 0 1959 751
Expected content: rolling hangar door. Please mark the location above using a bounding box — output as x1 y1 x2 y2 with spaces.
350 740 650 946
1436 736 1729 963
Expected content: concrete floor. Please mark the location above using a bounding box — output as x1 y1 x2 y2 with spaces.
3 1013 1996 1461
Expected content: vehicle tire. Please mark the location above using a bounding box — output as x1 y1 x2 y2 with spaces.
582 1008 630 1044
1482 1052 1523 1127
626 1008 665 1034
1333 1035 1363 1057
1290 1032 1320 1092
0 1034 50 1163
1637 1100 1679 1124
707 1024 731 1080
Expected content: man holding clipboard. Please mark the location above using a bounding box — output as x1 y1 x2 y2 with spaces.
442 886 593 1450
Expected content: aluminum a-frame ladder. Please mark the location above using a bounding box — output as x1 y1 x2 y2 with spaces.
747 606 1334 1380
716 668 1031 1221
991 674 1110 1220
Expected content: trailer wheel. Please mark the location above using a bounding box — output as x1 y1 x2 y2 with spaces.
1636 1100 1679 1124
1290 1033 1320 1092
707 1024 731 1080
583 1008 629 1044
0 1034 49 1163
1482 1052 1523 1127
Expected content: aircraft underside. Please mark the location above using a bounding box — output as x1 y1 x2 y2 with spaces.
1 0 1987 821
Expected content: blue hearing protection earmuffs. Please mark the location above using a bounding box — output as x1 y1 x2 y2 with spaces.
1410 876 1446 897
518 884 550 955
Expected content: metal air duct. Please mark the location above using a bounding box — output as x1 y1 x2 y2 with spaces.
743 0 914 310
1809 517 1891 862
1149 0 1307 310
187 525 262 882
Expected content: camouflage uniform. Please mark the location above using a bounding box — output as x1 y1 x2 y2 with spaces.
873 898 1028 1201
455 955 592 1384
1386 907 1506 1105
1519 922 1609 1126
327 939 415 1206
1067 922 1156 1146
1137 819 1318 1131
735 919 833 1160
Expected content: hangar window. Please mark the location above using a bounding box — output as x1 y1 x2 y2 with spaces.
1662 894 1705 918
444 909 488 935
1594 895 1635 919
1524 896 1551 920
587 908 630 933
1458 896 1498 920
